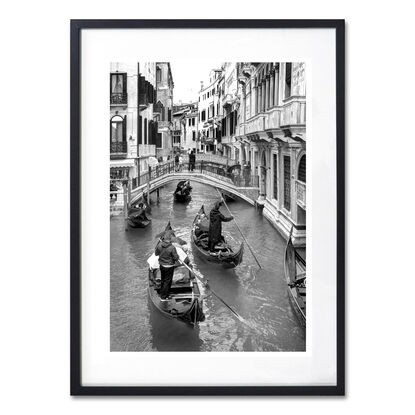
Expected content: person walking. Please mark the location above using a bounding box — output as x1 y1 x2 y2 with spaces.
208 201 234 253
174 153 180 172
155 232 179 300
179 154 184 172
189 150 196 171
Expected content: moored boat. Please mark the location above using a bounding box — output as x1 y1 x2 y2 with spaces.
283 226 306 325
127 203 151 228
147 222 205 325
221 190 236 202
191 205 244 268
174 180 192 202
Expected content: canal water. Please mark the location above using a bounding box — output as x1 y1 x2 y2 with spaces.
110 181 305 351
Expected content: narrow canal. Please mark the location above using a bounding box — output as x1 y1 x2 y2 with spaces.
110 181 305 351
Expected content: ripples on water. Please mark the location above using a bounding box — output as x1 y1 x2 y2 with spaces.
110 181 305 351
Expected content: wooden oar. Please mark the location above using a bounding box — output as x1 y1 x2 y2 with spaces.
178 260 248 325
215 188 262 269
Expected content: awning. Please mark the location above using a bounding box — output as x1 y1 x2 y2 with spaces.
110 159 136 169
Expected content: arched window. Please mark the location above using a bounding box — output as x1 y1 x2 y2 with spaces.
298 155 306 183
110 115 126 153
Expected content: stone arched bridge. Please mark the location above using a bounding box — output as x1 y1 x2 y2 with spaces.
110 160 260 214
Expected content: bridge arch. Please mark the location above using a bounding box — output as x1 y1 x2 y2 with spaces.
129 172 260 207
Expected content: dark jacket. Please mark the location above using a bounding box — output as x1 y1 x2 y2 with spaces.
155 240 179 267
189 153 196 163
208 204 233 245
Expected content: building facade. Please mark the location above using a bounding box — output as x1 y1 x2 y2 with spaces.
198 69 222 153
235 62 306 244
172 102 198 153
154 63 174 160
110 62 141 181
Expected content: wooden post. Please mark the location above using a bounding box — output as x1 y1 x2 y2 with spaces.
123 182 128 231
147 166 151 204
128 178 132 205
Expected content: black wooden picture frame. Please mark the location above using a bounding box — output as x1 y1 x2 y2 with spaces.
70 19 345 396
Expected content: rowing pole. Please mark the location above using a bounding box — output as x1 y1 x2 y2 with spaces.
215 188 262 269
178 259 247 325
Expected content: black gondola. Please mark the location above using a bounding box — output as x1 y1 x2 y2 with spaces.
174 180 192 202
148 222 205 325
283 226 306 325
191 205 244 268
127 203 151 228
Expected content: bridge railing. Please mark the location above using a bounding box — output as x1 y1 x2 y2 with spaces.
131 160 259 190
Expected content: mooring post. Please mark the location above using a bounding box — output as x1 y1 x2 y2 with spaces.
123 182 128 231
127 178 132 205
147 166 151 204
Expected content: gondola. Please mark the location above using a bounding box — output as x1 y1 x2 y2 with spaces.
127 203 151 228
191 205 244 268
147 222 205 325
283 226 306 326
221 190 236 202
174 180 192 202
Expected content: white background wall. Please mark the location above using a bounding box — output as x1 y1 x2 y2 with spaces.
1 0 414 414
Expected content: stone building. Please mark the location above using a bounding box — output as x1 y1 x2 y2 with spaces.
110 62 141 182
218 62 239 160
154 63 174 160
110 62 161 184
172 102 198 153
198 69 222 153
235 62 306 244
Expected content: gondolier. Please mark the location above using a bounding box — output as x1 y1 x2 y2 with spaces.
208 201 234 252
155 232 179 300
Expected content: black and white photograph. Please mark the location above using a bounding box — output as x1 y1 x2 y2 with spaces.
110 62 307 352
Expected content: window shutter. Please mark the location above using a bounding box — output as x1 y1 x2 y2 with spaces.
122 116 126 141
122 73 127 94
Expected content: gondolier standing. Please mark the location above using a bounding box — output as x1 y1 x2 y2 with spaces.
208 201 234 253
155 232 179 300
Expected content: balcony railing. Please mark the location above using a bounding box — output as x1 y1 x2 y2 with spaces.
138 144 156 157
110 93 127 105
296 180 306 209
110 141 127 154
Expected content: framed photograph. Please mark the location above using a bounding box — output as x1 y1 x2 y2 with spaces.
71 19 345 395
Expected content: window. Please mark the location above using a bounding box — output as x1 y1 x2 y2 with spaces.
156 67 162 83
192 117 195 126
207 92 210 98
283 155 291 210
138 115 142 144
168 109 172 122
298 155 306 182
273 154 278 199
192 131 196 141
189 118 192 126
110 115 126 153
110 73 127 104
201 110 206 121
285 63 292 99
212 88 215 95
110 115 125 142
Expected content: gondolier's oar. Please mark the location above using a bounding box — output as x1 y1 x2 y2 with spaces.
178 260 248 325
215 188 262 269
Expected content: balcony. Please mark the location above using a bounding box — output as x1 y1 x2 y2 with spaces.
296 180 306 209
110 93 127 105
110 141 127 158
138 144 156 157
